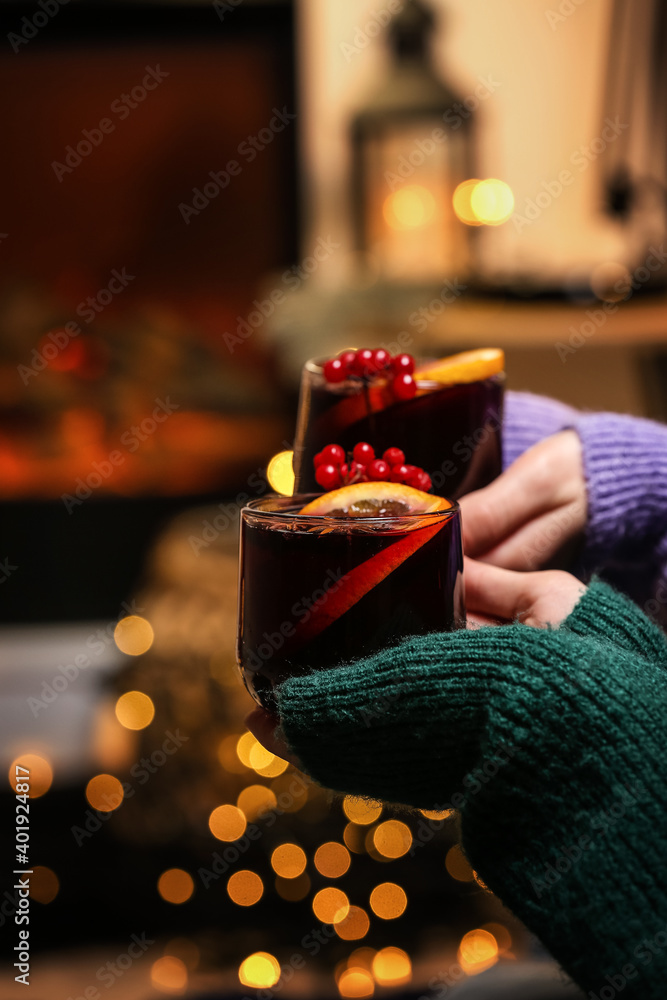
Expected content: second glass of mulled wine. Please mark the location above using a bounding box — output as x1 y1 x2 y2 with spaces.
292 349 504 499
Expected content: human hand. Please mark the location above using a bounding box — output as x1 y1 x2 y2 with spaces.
245 573 667 999
247 558 587 769
460 430 587 571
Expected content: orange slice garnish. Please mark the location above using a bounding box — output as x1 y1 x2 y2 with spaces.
299 481 450 517
415 348 504 387
294 484 454 645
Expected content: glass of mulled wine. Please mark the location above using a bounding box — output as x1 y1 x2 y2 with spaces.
237 494 464 711
292 355 504 499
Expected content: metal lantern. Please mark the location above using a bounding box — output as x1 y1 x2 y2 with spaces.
351 0 474 282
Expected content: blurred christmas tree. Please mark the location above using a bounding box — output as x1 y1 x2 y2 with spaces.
96 508 526 994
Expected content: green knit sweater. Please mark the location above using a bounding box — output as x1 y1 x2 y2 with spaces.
275 580 667 997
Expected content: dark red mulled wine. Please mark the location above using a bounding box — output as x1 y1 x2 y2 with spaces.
237 494 464 711
292 360 503 499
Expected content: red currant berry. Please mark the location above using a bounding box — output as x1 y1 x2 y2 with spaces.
338 350 357 371
353 442 375 465
348 461 365 482
372 348 391 371
389 463 409 483
339 462 350 483
393 373 416 401
321 444 345 465
405 469 425 489
392 353 415 376
313 451 326 468
367 459 390 481
382 447 405 467
352 348 375 377
417 471 432 491
323 358 346 383
315 463 341 490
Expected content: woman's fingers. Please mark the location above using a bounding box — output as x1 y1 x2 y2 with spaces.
464 557 586 628
460 431 586 561
474 502 586 571
466 610 509 627
464 558 536 622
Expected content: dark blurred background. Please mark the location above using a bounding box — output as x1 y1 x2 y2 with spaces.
1 0 665 997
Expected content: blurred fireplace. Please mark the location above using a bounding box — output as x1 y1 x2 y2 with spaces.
0 0 297 622
0 0 298 304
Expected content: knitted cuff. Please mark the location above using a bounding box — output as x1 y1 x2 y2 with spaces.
276 631 488 809
572 411 667 565
503 390 579 469
564 578 667 666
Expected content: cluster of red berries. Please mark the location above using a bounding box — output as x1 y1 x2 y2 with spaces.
314 442 432 492
322 348 417 402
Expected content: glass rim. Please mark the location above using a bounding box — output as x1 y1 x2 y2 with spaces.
241 492 460 526
304 356 505 389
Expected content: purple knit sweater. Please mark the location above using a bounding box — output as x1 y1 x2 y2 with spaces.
503 391 667 624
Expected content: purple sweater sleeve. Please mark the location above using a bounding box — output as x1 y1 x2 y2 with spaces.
503 391 667 617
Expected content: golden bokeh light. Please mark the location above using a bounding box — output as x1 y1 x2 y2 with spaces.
227 870 264 907
343 796 382 825
238 952 280 989
373 820 412 859
85 773 124 812
236 731 289 777
114 690 155 730
420 808 453 822
482 922 512 953
114 615 154 656
314 842 351 879
383 185 437 230
9 753 53 799
312 887 350 924
364 827 385 862
236 731 256 767
271 843 307 879
237 784 277 821
445 844 475 882
369 882 407 919
275 872 311 902
348 948 376 972
343 822 367 854
372 947 412 987
28 866 59 904
267 450 295 496
164 939 200 972
458 928 499 975
249 741 289 777
151 956 188 994
338 967 375 998
209 804 247 842
217 735 248 774
469 178 514 225
335 905 370 941
157 869 194 905
452 179 482 225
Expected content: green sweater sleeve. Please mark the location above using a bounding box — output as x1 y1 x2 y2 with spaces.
276 581 667 998
564 578 667 664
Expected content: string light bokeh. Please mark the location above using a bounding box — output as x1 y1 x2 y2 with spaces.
8 510 524 996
